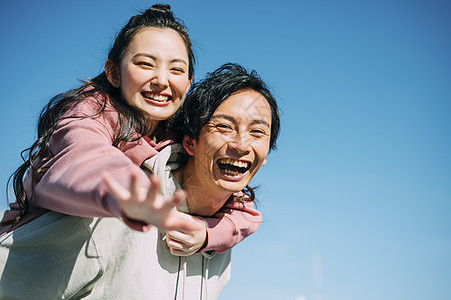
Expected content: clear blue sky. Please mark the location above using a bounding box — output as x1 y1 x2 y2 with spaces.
1 1 450 299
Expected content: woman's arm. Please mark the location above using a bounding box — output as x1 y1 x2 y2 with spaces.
20 99 171 230
165 200 262 255
28 114 149 217
202 200 262 253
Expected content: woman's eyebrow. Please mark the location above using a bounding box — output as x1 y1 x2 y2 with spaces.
134 53 187 65
134 53 156 60
211 114 270 127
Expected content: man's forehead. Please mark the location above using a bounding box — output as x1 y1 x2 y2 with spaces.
210 113 271 127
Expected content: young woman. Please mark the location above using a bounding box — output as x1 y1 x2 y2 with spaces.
0 5 260 256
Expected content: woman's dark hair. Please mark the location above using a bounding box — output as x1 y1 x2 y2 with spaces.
171 63 280 151
7 4 194 217
170 63 281 202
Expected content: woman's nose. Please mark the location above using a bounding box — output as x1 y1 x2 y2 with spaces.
151 69 169 88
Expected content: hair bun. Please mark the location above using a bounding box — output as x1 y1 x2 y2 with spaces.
147 3 171 13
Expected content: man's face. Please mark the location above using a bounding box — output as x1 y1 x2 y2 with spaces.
185 89 272 197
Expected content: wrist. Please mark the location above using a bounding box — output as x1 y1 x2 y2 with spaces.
196 229 209 253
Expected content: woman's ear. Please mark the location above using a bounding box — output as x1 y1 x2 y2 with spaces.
183 136 196 156
105 59 121 88
184 78 193 96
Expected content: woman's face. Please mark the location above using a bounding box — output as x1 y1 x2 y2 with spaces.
186 89 272 196
116 28 191 122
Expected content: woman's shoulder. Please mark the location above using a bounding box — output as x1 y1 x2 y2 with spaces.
66 89 116 118
54 89 120 134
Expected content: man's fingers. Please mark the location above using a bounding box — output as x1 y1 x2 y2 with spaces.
166 237 196 256
167 238 184 250
166 230 189 242
169 248 191 257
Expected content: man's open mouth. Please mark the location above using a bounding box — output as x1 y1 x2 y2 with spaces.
217 158 251 176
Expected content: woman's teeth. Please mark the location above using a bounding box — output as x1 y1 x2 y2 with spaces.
142 92 169 102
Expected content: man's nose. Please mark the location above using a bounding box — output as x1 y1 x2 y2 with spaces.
228 132 251 155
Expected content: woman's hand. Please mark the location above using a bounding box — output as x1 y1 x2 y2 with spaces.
165 224 208 256
102 170 206 232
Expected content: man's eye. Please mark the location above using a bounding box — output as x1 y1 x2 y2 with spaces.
250 129 268 137
217 124 232 130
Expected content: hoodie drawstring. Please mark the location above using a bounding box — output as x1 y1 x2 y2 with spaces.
175 255 210 300
204 257 210 299
200 255 210 300
174 256 182 300
173 256 186 300
200 256 204 300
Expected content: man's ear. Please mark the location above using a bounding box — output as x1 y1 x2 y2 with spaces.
183 136 196 156
105 59 121 88
261 157 267 166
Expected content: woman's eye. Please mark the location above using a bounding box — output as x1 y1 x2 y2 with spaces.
171 67 185 74
137 62 153 67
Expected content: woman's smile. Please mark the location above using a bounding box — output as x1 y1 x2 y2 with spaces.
141 91 171 106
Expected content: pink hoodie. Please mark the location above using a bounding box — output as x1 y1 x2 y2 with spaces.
0 93 261 252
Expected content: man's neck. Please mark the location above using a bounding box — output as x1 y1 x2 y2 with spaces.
174 160 231 216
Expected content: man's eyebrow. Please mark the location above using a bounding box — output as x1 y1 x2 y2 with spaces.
252 119 271 127
211 114 270 127
210 114 234 122
134 53 188 65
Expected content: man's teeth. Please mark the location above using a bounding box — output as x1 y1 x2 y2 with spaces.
223 169 240 176
218 158 249 169
143 93 169 102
